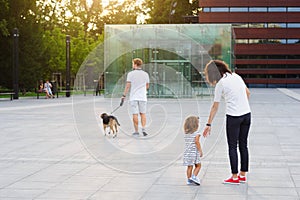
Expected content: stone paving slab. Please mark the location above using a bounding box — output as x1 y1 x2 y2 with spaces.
0 88 299 199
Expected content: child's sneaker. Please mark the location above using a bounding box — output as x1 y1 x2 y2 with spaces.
132 132 139 136
186 179 194 185
238 175 246 183
223 177 240 185
190 175 200 185
142 131 148 136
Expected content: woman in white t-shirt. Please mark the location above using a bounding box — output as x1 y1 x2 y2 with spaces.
203 60 251 185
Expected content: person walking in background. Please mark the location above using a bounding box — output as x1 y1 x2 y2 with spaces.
183 116 203 186
122 58 150 136
203 60 251 185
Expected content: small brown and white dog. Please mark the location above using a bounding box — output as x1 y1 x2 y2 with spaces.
100 113 120 138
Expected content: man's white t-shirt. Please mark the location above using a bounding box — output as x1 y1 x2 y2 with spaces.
126 69 149 101
214 72 251 116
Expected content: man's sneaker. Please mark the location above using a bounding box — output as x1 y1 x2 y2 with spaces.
186 179 194 185
132 132 139 136
223 177 240 185
190 175 200 185
238 175 246 183
142 131 148 136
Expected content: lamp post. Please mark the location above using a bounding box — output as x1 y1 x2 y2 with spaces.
12 28 19 99
66 35 71 97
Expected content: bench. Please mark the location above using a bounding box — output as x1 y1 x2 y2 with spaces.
0 92 15 100
36 89 58 99
36 89 46 99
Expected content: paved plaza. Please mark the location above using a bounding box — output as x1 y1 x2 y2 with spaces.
0 88 300 200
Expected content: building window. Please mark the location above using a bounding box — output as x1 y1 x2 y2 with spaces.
288 55 300 59
235 39 248 44
287 23 300 28
287 74 300 78
232 23 248 28
268 23 286 28
236 55 295 59
286 65 300 69
287 39 300 44
230 7 248 12
249 7 267 12
268 55 287 59
203 7 210 12
248 74 267 78
210 7 229 12
287 7 300 12
268 39 286 44
269 65 286 69
248 23 267 28
268 7 287 12
236 55 249 59
248 39 261 44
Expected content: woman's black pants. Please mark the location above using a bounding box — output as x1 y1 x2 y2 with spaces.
226 113 251 174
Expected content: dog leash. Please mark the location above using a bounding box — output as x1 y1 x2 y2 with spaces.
111 98 124 114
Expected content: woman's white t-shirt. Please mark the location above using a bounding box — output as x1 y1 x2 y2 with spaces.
214 72 251 116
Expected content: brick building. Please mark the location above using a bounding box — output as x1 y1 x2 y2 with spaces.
198 0 300 87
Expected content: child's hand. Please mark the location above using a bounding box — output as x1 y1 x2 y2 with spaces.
199 150 203 157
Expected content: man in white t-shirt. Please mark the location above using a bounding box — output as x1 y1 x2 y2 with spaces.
122 58 150 136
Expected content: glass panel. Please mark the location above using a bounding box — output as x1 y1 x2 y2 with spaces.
288 7 300 12
211 7 229 12
249 23 266 28
249 55 268 59
269 23 287 28
232 23 248 28
270 74 286 78
235 64 248 68
230 7 248 12
203 7 210 12
236 55 249 59
249 7 267 12
236 39 248 44
268 55 287 59
249 74 267 78
287 55 300 59
268 7 286 12
287 39 300 44
268 39 286 44
103 24 233 98
249 39 261 44
248 64 267 69
287 74 300 78
269 64 286 68
287 23 300 28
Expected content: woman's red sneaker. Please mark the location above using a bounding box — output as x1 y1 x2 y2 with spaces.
238 175 246 183
223 177 240 185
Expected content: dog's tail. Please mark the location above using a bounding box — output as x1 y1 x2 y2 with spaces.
115 117 121 126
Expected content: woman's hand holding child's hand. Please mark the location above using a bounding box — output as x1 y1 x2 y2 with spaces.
203 126 211 137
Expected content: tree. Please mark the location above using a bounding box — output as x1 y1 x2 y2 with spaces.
145 0 199 24
66 0 103 40
101 1 139 25
0 0 9 36
0 0 45 90
0 0 146 91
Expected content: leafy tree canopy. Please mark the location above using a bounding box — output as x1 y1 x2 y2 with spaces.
0 0 198 91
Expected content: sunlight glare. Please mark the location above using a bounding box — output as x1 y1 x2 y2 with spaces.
86 0 93 7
